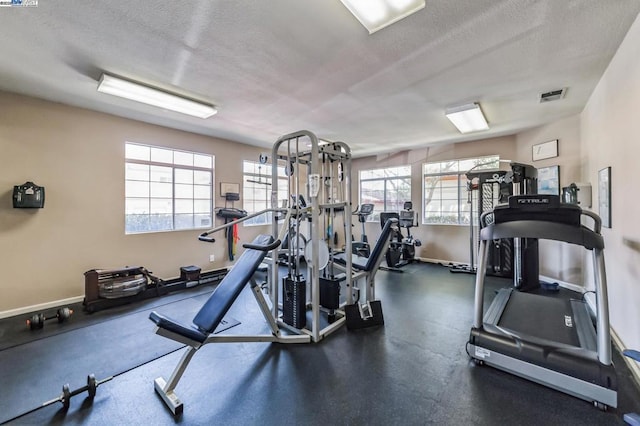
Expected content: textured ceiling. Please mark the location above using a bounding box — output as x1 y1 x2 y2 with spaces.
0 0 639 157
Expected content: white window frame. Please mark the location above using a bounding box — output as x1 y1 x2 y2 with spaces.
358 165 412 222
125 142 214 234
422 155 499 225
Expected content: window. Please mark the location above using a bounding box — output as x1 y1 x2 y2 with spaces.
359 166 411 222
125 143 214 234
423 155 499 225
242 160 289 226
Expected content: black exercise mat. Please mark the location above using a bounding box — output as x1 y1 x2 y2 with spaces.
0 284 220 352
0 292 238 424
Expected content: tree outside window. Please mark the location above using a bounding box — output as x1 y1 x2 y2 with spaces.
423 156 499 225
359 166 411 222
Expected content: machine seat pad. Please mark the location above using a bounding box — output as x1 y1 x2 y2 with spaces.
192 234 273 333
334 253 368 270
149 311 207 343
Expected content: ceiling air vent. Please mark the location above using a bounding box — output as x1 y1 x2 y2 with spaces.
539 88 567 103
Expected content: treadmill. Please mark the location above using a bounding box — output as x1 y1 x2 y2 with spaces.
468 194 617 410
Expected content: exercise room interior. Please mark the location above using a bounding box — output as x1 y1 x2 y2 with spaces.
1 1 640 425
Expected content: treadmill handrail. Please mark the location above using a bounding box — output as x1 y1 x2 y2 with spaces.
480 220 604 250
581 209 602 234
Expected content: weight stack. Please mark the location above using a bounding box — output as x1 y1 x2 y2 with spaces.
320 277 340 310
487 238 513 278
515 238 540 291
283 276 306 329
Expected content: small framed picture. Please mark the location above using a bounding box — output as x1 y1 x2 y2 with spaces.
537 165 560 195
532 139 558 161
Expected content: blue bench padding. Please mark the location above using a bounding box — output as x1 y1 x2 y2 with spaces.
192 234 273 333
335 218 396 271
149 311 208 343
623 349 640 362
149 234 273 340
624 413 640 426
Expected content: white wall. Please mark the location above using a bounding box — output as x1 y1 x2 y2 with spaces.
580 12 640 352
515 115 585 284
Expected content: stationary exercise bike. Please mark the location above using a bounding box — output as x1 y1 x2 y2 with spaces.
352 204 374 257
398 201 421 263
381 201 421 270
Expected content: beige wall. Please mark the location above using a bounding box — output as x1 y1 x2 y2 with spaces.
0 92 268 312
580 12 640 351
0 90 589 315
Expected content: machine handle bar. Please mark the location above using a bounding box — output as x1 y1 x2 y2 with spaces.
198 208 287 240
243 239 282 252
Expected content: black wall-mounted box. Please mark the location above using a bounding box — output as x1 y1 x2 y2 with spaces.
13 182 45 208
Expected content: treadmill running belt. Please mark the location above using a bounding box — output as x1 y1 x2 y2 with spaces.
498 291 579 347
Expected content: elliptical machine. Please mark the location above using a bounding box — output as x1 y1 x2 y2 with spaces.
352 204 374 257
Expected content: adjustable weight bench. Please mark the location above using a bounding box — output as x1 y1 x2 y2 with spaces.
333 218 398 328
149 234 309 415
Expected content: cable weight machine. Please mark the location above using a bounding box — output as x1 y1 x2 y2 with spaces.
452 162 538 290
268 131 355 342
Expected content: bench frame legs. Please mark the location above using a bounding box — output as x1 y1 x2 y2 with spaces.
153 280 309 415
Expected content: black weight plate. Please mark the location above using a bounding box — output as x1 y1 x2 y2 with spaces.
27 315 38 330
32 314 44 329
57 307 71 322
87 374 97 398
62 384 71 410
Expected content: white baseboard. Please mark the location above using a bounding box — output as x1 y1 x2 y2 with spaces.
0 295 85 320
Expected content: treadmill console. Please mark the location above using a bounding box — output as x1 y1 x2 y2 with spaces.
494 195 581 226
508 194 560 209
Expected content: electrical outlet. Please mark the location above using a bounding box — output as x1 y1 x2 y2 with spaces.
209 254 215 262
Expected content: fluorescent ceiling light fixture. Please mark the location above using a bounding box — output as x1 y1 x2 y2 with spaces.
97 74 217 119
445 103 489 134
339 0 425 34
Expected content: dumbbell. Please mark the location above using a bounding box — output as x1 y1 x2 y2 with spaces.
42 374 113 410
26 307 73 330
